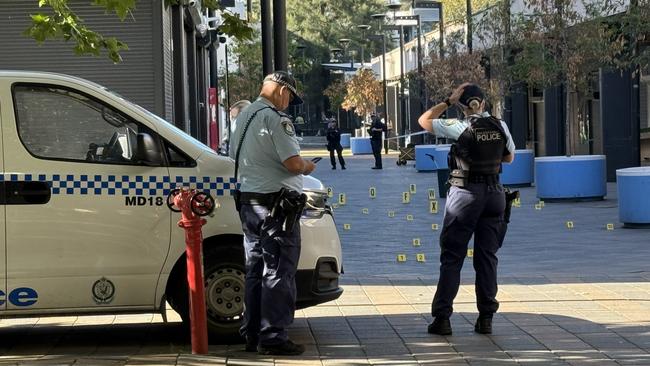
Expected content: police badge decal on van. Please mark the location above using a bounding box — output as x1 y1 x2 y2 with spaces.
92 277 115 304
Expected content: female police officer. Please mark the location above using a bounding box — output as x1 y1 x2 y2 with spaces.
418 83 515 335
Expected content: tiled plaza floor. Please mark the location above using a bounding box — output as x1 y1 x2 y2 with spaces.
0 154 648 365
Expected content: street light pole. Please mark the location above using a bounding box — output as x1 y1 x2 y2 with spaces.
260 0 273 75
273 0 288 71
357 24 371 68
467 0 473 53
387 2 407 147
339 38 352 69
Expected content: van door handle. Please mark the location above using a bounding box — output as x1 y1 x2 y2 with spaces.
3 181 52 205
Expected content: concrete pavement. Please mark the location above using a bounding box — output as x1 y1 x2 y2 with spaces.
0 154 649 365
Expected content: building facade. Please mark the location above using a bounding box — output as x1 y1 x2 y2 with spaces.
371 4 648 180
0 1 227 148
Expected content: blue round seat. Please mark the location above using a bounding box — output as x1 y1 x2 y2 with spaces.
350 137 372 155
501 149 534 186
340 133 351 148
535 155 607 200
415 144 437 171
616 167 650 226
433 144 451 170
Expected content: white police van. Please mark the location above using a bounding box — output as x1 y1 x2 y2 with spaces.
0 71 342 339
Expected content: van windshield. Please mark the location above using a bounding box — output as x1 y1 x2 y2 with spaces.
103 87 215 156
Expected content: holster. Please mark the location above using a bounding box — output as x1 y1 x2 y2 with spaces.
449 169 469 188
504 189 520 224
233 190 242 212
264 188 307 237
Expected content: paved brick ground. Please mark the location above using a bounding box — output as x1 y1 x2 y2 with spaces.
0 154 649 365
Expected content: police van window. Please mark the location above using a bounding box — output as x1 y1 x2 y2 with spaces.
13 85 153 166
165 142 196 167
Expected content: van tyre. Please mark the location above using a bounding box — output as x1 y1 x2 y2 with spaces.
166 243 246 342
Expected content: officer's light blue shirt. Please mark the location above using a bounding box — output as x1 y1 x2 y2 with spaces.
229 97 303 193
430 112 516 154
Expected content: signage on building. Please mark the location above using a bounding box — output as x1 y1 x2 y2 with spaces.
209 88 219 151
413 1 441 22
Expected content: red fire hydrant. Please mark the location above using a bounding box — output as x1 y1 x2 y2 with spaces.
167 188 217 355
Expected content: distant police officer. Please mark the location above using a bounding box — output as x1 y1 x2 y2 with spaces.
230 71 315 355
418 83 515 335
369 113 387 169
326 120 346 170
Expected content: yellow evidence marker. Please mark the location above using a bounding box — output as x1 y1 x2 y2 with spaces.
397 254 407 262
362 208 369 214
513 198 521 208
534 203 542 210
412 238 421 247
606 223 615 231
369 187 377 199
467 249 474 258
539 200 545 208
388 210 395 218
428 188 436 200
566 221 574 229
402 192 411 204
338 193 346 205
406 214 414 221
432 224 439 230
327 187 334 198
430 200 439 214
416 253 426 262
410 184 417 194
343 224 351 230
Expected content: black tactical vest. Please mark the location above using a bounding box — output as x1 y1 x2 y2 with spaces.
454 116 507 176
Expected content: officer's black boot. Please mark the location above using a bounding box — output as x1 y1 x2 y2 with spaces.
474 315 493 334
244 336 259 352
258 340 305 356
427 317 452 335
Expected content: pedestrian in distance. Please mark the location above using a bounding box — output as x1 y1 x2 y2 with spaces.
326 120 346 170
229 71 315 356
221 100 251 154
417 83 516 336
369 112 387 169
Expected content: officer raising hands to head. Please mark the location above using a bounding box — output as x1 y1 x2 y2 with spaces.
229 71 314 356
418 83 515 336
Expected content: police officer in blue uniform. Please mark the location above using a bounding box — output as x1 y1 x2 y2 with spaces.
230 71 315 355
418 83 515 335
369 113 387 169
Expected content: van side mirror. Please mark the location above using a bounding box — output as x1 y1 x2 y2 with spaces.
135 133 163 166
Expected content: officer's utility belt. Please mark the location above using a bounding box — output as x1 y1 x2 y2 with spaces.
449 170 500 187
468 174 500 185
237 188 307 234
238 191 280 206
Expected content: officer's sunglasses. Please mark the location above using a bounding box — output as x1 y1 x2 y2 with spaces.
284 86 295 103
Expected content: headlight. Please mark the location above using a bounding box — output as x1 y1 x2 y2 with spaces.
302 191 330 219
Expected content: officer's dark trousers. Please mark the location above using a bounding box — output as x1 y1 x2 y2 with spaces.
370 139 382 168
432 183 507 319
238 204 301 345
329 145 346 168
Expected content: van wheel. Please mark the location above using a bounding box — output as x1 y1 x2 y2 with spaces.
204 246 246 339
166 244 245 341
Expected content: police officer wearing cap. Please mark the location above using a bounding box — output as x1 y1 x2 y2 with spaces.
229 71 315 355
418 83 515 336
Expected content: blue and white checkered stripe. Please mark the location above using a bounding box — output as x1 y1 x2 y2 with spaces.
0 174 238 196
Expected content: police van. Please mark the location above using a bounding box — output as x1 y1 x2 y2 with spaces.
0 71 342 338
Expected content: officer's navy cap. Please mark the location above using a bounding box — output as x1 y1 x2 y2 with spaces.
263 71 303 106
459 84 484 107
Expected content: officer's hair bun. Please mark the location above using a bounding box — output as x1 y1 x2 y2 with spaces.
469 99 481 111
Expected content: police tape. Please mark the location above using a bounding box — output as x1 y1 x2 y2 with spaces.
384 130 430 141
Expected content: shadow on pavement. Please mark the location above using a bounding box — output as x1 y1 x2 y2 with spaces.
0 312 648 364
